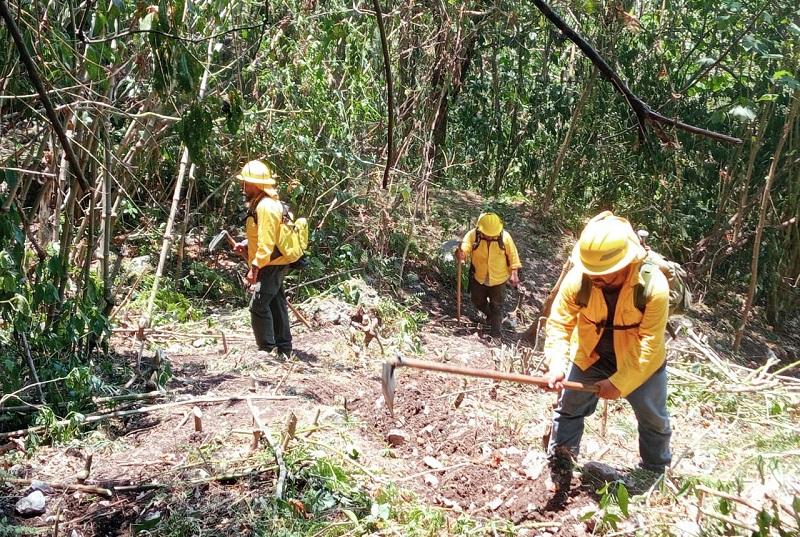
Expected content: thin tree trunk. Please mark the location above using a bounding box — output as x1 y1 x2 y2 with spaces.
175 164 196 281
102 119 113 312
542 71 596 210
733 93 799 352
731 103 772 243
141 38 215 329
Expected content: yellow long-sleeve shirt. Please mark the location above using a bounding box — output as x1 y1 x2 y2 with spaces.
544 261 669 396
459 229 522 287
246 194 285 268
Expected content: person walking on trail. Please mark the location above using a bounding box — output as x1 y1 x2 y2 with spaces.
234 160 293 357
455 212 522 337
543 211 671 475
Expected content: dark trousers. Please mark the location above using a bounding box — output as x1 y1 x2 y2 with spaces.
470 280 505 336
249 265 292 355
548 361 672 472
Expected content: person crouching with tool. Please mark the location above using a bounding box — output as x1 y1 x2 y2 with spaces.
455 212 522 338
543 211 672 477
233 160 292 357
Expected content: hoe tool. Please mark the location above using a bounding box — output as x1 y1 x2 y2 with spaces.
207 230 313 329
381 355 598 415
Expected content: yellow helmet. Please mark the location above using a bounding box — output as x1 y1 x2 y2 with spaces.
477 212 503 237
236 160 277 187
571 211 645 275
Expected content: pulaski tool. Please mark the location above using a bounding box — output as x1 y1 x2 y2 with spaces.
381 354 598 415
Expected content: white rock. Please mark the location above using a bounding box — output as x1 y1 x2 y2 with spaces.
423 456 444 469
15 490 46 516
424 474 439 487
487 497 503 511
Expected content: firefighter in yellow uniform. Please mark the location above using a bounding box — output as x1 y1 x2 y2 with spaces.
543 211 671 474
455 213 522 337
234 160 292 357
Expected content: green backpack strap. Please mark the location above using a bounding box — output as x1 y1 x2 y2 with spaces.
635 263 656 313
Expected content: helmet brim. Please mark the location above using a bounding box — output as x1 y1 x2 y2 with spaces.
572 241 643 276
237 174 278 186
477 223 503 237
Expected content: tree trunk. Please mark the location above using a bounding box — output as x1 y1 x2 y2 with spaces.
542 71 596 210
731 104 772 244
141 37 215 329
733 93 799 353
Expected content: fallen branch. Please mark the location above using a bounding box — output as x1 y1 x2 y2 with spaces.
0 394 297 440
700 508 758 532
530 0 742 146
696 484 761 512
93 391 163 405
247 398 287 500
0 477 112 498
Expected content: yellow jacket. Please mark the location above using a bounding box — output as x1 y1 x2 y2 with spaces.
246 194 287 268
544 261 669 396
460 229 522 287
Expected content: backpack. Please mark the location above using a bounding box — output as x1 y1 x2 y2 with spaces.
248 198 309 265
574 247 692 337
472 229 509 267
276 203 309 264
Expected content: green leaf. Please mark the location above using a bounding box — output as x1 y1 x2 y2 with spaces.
616 482 629 517
177 101 213 163
342 509 359 524
225 90 244 134
758 94 779 102
772 71 800 90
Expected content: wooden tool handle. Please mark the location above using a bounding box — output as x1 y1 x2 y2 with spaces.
456 260 462 322
396 357 599 393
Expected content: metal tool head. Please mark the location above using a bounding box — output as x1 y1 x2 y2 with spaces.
209 230 236 253
381 361 397 416
440 239 461 262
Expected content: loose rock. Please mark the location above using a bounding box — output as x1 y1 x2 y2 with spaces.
386 429 409 447
423 456 443 469
15 490 46 517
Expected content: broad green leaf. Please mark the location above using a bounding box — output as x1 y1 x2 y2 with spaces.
616 483 629 517
758 94 778 102
772 71 800 90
